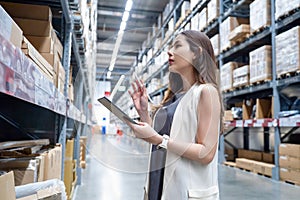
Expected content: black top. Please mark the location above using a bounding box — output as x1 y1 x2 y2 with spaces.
148 93 185 200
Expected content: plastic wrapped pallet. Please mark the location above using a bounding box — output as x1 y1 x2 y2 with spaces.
250 0 271 33
207 0 219 24
276 26 300 77
220 17 249 51
233 65 249 88
191 13 199 30
220 62 238 91
210 34 219 56
275 0 300 20
249 45 272 83
199 7 207 31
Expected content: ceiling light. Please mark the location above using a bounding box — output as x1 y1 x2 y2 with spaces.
107 71 112 79
125 0 133 12
122 11 130 22
120 21 127 31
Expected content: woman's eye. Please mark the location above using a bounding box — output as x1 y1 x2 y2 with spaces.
175 44 181 48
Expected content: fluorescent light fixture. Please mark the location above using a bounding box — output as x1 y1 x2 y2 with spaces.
107 71 112 79
120 21 127 31
125 0 133 11
122 11 130 22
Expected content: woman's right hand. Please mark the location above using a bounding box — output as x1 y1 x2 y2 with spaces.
129 79 148 111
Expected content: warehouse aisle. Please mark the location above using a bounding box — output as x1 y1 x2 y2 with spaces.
74 133 300 200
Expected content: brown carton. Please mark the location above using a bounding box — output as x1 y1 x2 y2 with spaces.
0 2 52 21
0 171 16 200
279 143 300 158
14 18 52 37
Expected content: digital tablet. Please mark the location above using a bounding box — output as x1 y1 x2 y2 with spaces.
98 96 138 124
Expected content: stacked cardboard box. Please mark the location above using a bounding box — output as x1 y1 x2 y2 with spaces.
0 139 62 186
279 143 300 184
191 12 199 31
0 172 16 200
199 7 207 31
220 17 249 51
64 139 75 199
233 65 249 88
250 0 271 33
276 26 300 77
207 0 219 24
220 62 239 91
229 24 250 45
210 34 219 56
275 0 300 20
236 158 275 177
0 2 65 94
249 45 272 83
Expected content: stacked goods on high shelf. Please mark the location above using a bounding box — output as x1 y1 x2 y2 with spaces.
210 34 219 56
80 136 87 169
0 2 66 95
250 0 271 34
233 65 249 88
276 26 300 77
279 143 300 185
0 139 61 186
175 1 191 29
275 0 300 20
249 45 272 84
199 7 207 31
229 24 250 46
220 17 249 52
207 0 219 25
220 62 245 92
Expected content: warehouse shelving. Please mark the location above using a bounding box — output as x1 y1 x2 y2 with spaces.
0 0 97 195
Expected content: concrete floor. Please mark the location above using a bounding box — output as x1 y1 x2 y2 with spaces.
74 133 300 200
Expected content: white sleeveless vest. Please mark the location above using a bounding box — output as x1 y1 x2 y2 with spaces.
160 83 219 200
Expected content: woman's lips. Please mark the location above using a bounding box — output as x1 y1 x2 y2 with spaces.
169 59 174 65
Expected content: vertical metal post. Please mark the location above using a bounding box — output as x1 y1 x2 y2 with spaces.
218 0 225 164
264 127 270 152
74 123 82 185
243 127 249 149
270 0 280 181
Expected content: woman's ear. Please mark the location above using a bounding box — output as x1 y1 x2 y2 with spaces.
193 47 202 60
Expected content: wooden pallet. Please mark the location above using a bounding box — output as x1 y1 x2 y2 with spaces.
224 161 236 168
233 84 249 90
277 70 300 79
207 18 218 26
249 78 272 86
284 180 300 186
276 7 300 21
250 25 270 36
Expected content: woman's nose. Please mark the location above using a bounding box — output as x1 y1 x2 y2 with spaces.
168 49 173 57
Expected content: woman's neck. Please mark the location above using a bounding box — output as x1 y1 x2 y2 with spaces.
181 70 197 92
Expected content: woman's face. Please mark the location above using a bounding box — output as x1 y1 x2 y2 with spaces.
168 34 195 74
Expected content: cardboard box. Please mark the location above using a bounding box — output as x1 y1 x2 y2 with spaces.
56 62 65 94
279 143 300 158
14 18 52 37
250 0 271 33
0 5 23 48
207 0 219 24
262 152 274 164
17 194 38 200
199 7 207 31
256 98 272 119
26 36 54 53
210 34 219 56
0 2 52 21
13 169 36 186
0 171 16 200
276 0 300 20
279 156 300 170
276 26 300 77
242 99 254 120
238 149 263 161
249 45 272 83
280 168 300 183
253 161 274 177
220 62 238 91
236 158 254 171
44 144 62 181
233 65 249 88
224 110 234 121
220 17 249 51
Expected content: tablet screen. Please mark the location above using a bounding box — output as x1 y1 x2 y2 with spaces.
98 96 137 124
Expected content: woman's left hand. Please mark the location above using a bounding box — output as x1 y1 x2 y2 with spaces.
126 121 162 145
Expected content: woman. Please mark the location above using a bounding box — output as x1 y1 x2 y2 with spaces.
128 30 223 200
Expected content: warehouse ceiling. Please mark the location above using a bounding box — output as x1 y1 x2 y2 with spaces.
97 0 170 90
